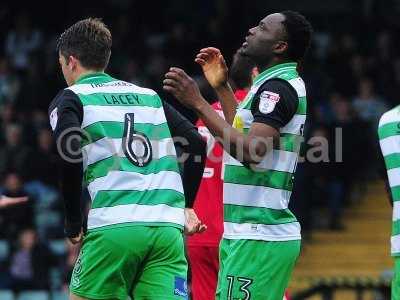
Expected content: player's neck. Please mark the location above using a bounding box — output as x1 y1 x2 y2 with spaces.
257 58 292 74
73 68 105 84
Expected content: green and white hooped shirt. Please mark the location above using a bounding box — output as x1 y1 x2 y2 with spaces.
223 62 307 242
51 73 186 231
378 106 400 256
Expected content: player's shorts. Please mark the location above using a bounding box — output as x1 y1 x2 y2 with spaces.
70 225 188 300
216 238 300 300
393 257 400 300
187 245 219 300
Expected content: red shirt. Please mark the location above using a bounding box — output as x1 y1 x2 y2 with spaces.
187 90 248 247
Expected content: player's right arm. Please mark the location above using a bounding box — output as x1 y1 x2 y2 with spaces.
49 90 84 243
195 47 237 125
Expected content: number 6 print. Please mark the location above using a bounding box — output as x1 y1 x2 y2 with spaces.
122 113 152 167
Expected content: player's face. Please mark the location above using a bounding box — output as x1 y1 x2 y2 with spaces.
58 53 74 87
240 13 287 65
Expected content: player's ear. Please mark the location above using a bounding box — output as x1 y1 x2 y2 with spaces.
68 55 78 71
273 41 288 56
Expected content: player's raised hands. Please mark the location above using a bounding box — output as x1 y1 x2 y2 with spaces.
0 195 28 209
163 67 207 110
195 47 228 89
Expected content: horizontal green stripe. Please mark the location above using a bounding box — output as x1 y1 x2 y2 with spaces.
92 189 185 209
224 204 297 225
82 121 171 146
393 220 400 236
84 156 180 184
78 93 161 107
224 165 293 191
392 186 400 202
297 97 307 115
378 122 400 140
384 153 400 170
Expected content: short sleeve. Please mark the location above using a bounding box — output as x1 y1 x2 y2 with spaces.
48 89 83 134
251 79 298 130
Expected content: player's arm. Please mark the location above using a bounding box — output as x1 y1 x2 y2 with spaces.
195 47 237 125
49 90 84 241
163 102 207 208
0 196 28 209
163 102 207 235
164 68 297 165
250 79 299 136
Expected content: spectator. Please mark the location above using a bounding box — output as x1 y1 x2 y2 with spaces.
0 173 33 239
0 123 32 180
15 57 48 114
352 78 389 128
4 13 42 73
25 128 59 209
0 103 15 144
303 126 337 229
0 57 20 105
8 228 56 292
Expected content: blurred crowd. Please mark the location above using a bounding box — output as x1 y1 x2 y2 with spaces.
0 2 398 293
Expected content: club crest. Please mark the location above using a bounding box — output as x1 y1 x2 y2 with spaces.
259 91 280 114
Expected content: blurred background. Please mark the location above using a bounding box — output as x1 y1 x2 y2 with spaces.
0 0 399 299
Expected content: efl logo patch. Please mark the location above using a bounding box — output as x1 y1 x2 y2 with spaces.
174 276 188 298
259 91 280 114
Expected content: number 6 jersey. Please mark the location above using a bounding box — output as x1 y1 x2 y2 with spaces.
49 72 205 235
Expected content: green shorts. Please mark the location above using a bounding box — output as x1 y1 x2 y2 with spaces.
393 257 400 300
70 225 188 300
216 238 300 300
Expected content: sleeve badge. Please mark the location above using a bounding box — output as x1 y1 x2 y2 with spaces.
258 91 280 114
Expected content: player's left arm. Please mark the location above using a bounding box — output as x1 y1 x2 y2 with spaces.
163 68 297 165
49 90 84 242
250 79 299 136
163 101 207 235
163 101 207 208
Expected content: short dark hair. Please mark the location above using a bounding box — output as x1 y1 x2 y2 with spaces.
57 18 112 70
280 11 313 61
229 51 255 89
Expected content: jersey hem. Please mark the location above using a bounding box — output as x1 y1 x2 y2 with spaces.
87 221 184 232
222 233 301 241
